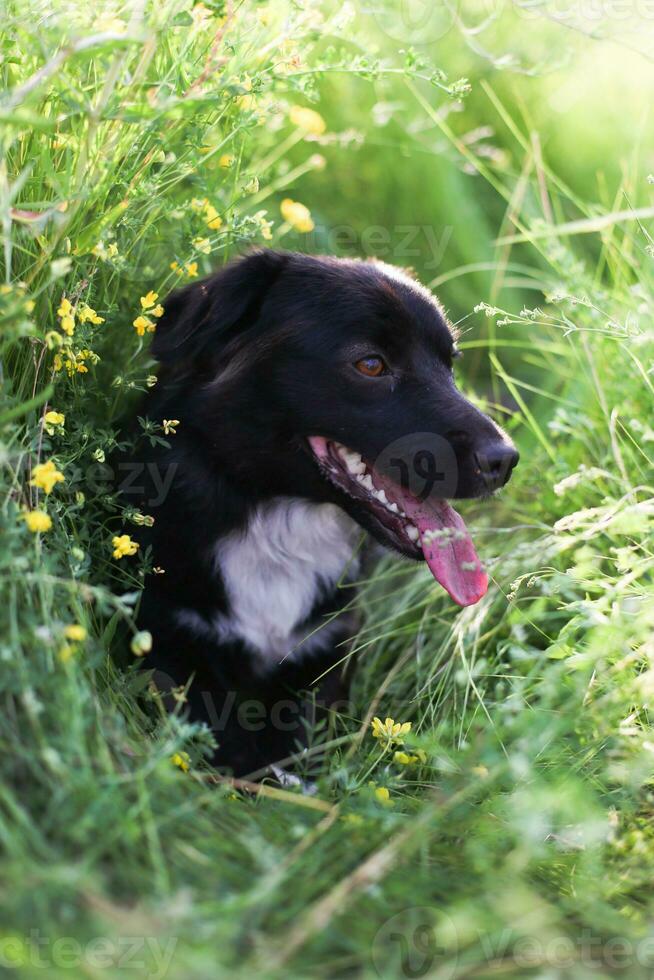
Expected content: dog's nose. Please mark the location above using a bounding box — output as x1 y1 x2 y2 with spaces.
474 443 519 491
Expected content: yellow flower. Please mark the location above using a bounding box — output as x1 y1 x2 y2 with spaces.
43 410 65 435
78 304 104 325
170 261 183 274
219 154 234 168
290 105 326 136
151 304 165 318
57 297 73 318
171 751 190 772
394 749 426 766
58 643 76 663
369 784 393 806
280 198 314 233
131 630 153 656
163 419 180 435
254 210 273 241
140 290 158 310
64 624 87 642
371 716 412 745
24 299 35 313
112 534 139 559
92 241 119 260
133 315 156 336
59 315 75 337
204 204 223 230
30 459 65 495
192 237 211 255
185 262 198 278
190 197 208 213
22 510 52 533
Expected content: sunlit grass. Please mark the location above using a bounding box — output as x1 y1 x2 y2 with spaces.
2 1 654 977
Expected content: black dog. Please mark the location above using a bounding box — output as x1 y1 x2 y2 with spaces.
122 249 518 776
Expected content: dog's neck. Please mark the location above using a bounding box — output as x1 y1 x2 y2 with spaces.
176 497 362 672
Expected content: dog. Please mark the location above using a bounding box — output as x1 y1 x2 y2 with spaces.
121 249 518 777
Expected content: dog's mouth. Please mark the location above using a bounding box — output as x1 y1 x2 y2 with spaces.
307 436 488 607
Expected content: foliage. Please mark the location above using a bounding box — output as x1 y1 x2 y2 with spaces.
1 1 654 977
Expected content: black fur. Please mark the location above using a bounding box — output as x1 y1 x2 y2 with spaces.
119 250 518 776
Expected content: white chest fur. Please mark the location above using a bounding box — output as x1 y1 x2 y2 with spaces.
177 499 361 671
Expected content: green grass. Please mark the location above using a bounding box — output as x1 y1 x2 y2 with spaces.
2 2 654 977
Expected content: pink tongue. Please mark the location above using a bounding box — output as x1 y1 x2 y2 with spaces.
393 488 488 607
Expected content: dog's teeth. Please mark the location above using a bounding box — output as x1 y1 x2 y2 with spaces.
377 489 388 505
361 474 373 491
407 525 419 542
388 502 399 513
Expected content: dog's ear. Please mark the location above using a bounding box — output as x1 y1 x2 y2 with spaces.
151 249 288 365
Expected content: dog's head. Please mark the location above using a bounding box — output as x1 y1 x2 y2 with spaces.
152 249 518 606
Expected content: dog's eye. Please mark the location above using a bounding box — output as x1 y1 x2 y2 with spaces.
354 356 387 377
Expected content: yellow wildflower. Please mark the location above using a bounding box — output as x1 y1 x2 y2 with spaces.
369 784 393 806
58 643 76 663
280 198 314 233
92 241 119 260
22 510 52 533
78 304 104 325
204 204 223 230
190 197 208 213
131 630 153 656
163 419 180 435
140 291 158 310
64 624 87 642
112 534 139 559
133 315 156 336
254 210 273 241
393 750 426 766
170 261 183 275
25 299 35 313
171 751 190 772
59 314 75 337
151 304 165 318
185 262 198 278
43 411 65 435
192 237 212 255
57 297 73 318
219 154 235 168
30 459 65 495
371 716 412 745
290 105 326 136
